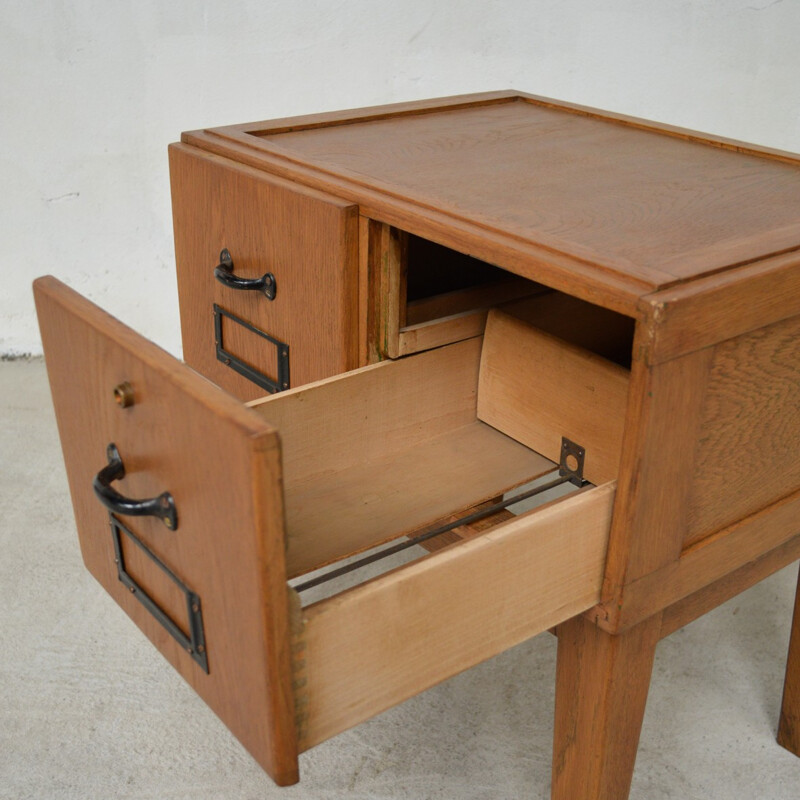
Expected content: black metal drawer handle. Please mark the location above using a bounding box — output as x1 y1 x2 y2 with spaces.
93 443 178 530
213 248 276 300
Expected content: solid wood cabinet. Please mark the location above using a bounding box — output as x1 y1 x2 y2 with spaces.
36 92 800 798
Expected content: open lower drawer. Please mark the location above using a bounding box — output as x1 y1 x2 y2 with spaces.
34 277 629 786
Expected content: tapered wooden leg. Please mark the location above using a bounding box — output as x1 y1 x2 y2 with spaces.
552 613 662 800
778 564 800 756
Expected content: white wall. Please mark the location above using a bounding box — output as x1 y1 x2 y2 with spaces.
3 0 800 357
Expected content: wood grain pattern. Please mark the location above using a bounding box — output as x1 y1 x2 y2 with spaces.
405 276 541 326
362 219 405 360
552 612 662 800
41 88 800 798
284 422 553 577
411 498 515 553
501 291 635 366
226 91 522 137
478 310 630 485
357 216 371 364
361 218 542 363
294 483 615 750
33 277 298 785
248 337 553 574
685 314 800 545
205 93 800 289
249 337 484 483
396 308 489 355
510 89 800 165
596 309 800 633
181 127 648 316
660 542 800 639
640 250 800 364
170 144 359 400
215 89 800 167
363 221 544 359
615 486 800 632
596 344 713 625
778 565 800 756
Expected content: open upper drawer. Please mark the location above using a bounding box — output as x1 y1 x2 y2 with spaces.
34 278 629 786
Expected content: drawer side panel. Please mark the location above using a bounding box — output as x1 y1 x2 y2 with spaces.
294 482 614 750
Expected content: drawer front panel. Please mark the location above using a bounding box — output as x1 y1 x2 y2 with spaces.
170 144 359 401
33 278 299 785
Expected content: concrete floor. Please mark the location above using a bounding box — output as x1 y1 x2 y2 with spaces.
2 357 799 800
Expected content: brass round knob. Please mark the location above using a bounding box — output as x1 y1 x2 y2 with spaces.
113 382 134 408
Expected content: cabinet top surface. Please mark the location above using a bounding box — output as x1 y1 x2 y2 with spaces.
196 92 800 302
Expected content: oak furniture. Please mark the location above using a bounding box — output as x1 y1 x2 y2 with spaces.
36 92 800 798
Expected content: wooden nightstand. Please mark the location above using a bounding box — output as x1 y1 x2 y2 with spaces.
35 92 800 799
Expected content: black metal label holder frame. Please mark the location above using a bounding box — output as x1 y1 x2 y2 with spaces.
110 514 209 673
213 303 289 393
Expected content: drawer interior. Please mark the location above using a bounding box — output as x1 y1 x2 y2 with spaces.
249 336 555 578
250 304 632 583
247 306 631 751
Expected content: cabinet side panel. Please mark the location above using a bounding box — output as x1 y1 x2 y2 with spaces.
169 144 359 401
684 313 800 546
